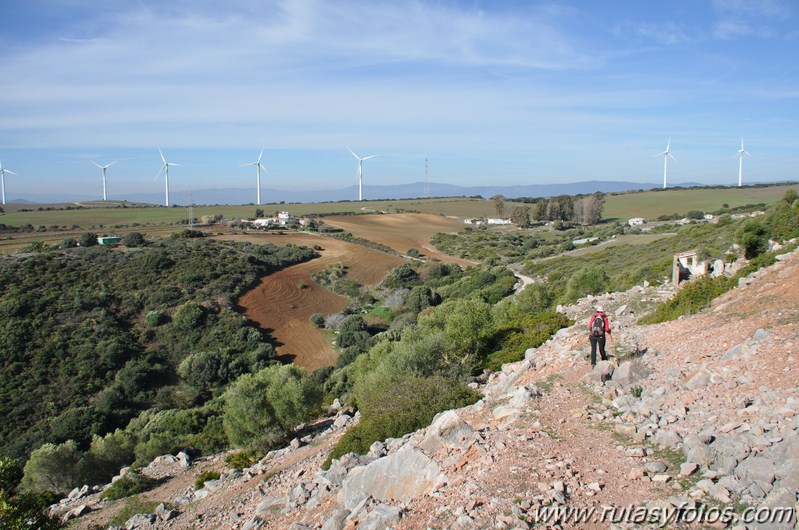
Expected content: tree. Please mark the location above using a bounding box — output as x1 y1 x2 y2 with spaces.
223 365 321 452
77 232 98 247
510 206 531 227
255 208 265 218
123 232 145 247
20 441 82 494
573 195 604 225
492 195 505 217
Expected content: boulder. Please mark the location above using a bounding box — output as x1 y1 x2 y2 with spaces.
242 516 264 530
339 446 446 510
586 361 615 383
125 513 156 529
735 456 775 492
320 508 351 530
684 368 713 390
612 361 651 387
419 410 474 455
358 503 402 530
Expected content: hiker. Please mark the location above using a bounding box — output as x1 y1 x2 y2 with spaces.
588 305 611 367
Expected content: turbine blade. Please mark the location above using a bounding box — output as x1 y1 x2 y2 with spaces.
154 166 165 180
5 170 17 175
158 146 167 164
107 161 117 168
257 147 265 163
90 160 103 168
669 153 676 161
168 163 183 167
362 155 378 160
347 146 360 159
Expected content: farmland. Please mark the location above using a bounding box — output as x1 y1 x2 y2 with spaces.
227 233 405 370
601 184 799 220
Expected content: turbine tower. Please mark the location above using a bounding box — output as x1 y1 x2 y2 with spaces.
736 137 751 188
656 138 676 189
0 161 17 205
155 147 182 207
242 147 267 205
347 147 377 201
90 160 117 201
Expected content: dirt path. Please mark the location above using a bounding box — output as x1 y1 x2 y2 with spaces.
223 233 405 370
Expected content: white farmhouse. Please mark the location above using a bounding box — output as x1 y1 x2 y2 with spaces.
628 217 645 226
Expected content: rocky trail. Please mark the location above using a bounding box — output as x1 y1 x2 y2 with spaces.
58 248 799 529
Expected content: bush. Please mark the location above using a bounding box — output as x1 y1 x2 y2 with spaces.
483 311 571 372
0 457 22 494
124 232 145 247
194 471 220 490
0 490 60 530
735 219 770 259
561 265 609 304
222 365 322 452
324 376 479 468
100 471 158 501
225 451 256 470
310 313 325 328
639 275 734 324
20 441 82 495
78 232 98 247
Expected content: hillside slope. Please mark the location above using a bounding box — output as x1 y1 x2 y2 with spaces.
62 248 799 529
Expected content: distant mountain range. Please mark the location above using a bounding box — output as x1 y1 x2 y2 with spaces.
10 180 702 206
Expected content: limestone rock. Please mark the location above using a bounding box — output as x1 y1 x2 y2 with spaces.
339 445 446 510
612 361 651 387
320 508 351 530
358 503 402 530
587 360 615 383
420 410 474 455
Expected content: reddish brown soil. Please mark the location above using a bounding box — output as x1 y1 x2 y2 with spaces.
322 213 476 267
223 233 405 371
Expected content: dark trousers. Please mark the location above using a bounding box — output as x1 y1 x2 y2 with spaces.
589 335 607 366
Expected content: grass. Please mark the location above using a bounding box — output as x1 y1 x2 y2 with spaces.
602 184 798 220
535 374 561 393
108 496 162 527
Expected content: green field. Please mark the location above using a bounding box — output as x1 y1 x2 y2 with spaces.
602 184 799 220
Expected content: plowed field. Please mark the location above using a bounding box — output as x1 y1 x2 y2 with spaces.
322 213 475 267
226 233 405 370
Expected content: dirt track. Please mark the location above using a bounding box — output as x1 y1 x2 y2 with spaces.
226 233 405 371
322 213 475 267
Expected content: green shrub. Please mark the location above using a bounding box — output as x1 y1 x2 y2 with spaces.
0 457 22 494
108 496 161 527
225 451 256 470
100 471 158 501
638 275 734 324
310 313 325 327
561 265 609 304
735 219 770 259
144 310 163 327
483 311 571 372
0 490 60 530
20 441 82 495
222 365 322 452
123 232 145 247
324 376 479 468
194 471 220 490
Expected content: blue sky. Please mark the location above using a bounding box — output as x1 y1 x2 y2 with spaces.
0 0 797 200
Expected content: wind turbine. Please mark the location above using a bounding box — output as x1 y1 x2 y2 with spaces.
736 137 751 188
347 147 377 201
90 160 117 201
0 161 17 205
242 147 267 205
155 147 182 207
655 137 676 189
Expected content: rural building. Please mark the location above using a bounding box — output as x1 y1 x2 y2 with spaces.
628 217 645 226
673 250 707 287
97 236 122 246
464 218 485 225
572 236 599 246
487 218 512 225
